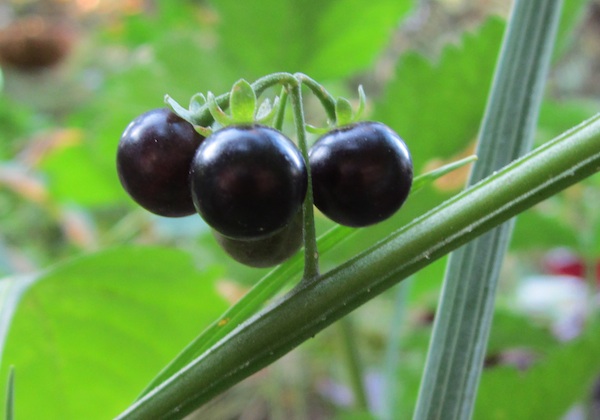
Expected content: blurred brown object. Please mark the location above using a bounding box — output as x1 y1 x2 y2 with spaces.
0 16 75 71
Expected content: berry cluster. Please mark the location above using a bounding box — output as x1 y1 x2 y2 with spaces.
117 106 412 268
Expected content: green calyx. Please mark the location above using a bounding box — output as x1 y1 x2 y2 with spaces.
165 73 369 138
307 85 367 134
205 79 282 132
334 85 366 127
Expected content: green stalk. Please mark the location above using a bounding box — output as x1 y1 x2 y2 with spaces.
116 112 600 420
413 1 564 419
294 73 337 122
289 81 320 280
338 317 369 411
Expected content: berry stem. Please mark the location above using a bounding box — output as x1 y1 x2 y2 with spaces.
295 73 337 123
289 79 320 280
273 86 288 132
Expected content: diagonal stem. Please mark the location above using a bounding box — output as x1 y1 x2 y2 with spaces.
116 111 600 420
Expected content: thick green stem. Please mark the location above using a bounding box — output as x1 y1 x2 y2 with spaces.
288 81 320 280
116 112 600 420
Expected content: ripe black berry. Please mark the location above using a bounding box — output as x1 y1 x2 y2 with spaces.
190 125 307 239
116 108 204 217
212 212 303 268
309 122 412 227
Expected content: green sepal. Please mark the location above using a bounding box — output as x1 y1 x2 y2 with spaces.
306 124 331 135
335 97 354 127
207 91 235 127
189 93 207 114
229 79 257 124
333 85 367 127
256 97 281 126
355 85 366 121
194 125 213 138
164 94 194 123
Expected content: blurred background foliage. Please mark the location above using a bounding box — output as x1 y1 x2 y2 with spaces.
0 0 599 418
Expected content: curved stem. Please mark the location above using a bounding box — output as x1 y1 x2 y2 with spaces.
288 80 320 280
294 73 337 123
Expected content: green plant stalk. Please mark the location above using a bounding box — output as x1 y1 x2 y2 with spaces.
289 81 320 280
414 1 563 419
294 73 337 122
116 112 600 420
338 317 369 411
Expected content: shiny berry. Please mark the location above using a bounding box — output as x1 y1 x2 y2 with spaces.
212 212 303 268
190 125 307 239
309 121 412 227
116 108 204 217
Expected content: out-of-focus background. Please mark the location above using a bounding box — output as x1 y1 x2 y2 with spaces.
0 0 599 418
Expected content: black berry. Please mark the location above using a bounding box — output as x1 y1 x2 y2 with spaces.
309 121 412 227
212 212 303 268
190 125 307 239
116 108 204 217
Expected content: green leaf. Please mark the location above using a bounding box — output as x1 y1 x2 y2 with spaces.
554 0 589 58
414 1 564 419
5 366 14 420
373 18 505 173
213 0 412 79
485 310 558 355
511 208 579 250
476 318 600 419
0 247 228 419
0 275 37 365
42 10 236 208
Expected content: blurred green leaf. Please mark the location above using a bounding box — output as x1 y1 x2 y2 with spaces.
511 207 579 250
486 310 558 354
41 10 237 207
476 318 600 419
5 366 14 420
325 18 506 269
538 99 598 143
554 0 589 58
373 18 505 173
212 0 412 80
0 247 228 419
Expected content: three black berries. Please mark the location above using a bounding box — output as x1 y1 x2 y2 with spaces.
116 108 413 267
